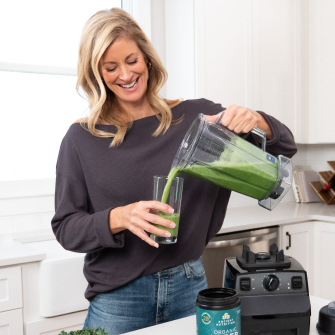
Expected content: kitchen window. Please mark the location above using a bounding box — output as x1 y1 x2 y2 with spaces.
0 0 122 183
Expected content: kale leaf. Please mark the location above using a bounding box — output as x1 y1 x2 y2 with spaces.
58 327 109 335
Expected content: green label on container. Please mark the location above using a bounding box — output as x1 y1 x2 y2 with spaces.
196 306 241 335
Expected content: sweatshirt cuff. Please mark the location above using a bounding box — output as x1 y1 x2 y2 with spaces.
254 110 280 148
94 208 125 248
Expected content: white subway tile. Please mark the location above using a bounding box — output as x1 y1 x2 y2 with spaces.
41 212 55 230
0 217 13 234
12 215 42 232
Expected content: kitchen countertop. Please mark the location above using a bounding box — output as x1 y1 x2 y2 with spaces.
0 234 46 267
219 201 335 234
1 202 335 267
125 295 330 335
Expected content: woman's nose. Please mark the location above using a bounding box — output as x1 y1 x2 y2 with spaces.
118 66 132 82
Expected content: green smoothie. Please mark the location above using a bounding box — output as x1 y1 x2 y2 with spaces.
160 152 278 203
155 143 279 239
151 213 180 237
180 161 278 200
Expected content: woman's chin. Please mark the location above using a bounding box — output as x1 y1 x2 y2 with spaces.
118 91 146 104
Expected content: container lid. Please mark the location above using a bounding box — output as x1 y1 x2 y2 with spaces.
317 303 335 335
197 288 239 307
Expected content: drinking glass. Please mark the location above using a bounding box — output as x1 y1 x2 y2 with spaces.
150 175 183 244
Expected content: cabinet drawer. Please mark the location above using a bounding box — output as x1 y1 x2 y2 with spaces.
0 266 23 312
25 310 87 335
0 309 24 335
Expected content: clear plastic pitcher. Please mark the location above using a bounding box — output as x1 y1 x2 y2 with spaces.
171 112 292 210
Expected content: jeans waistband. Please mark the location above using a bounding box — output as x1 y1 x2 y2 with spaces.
157 257 200 277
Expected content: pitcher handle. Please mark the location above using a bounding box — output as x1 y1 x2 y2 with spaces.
216 111 267 151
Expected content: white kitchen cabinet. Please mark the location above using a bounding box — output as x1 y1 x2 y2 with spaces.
281 222 315 294
313 221 335 300
0 266 23 312
307 0 335 143
0 309 24 335
183 0 335 144
0 266 24 334
25 310 87 335
282 220 335 300
194 0 301 140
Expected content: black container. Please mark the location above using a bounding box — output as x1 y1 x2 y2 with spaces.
196 288 241 335
317 303 335 335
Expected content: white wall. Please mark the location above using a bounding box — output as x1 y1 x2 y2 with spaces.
0 179 55 238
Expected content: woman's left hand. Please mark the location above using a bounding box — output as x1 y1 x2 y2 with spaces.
204 104 273 139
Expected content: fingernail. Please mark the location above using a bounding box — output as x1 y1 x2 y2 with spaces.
170 223 176 228
169 207 174 213
155 243 159 248
165 232 171 237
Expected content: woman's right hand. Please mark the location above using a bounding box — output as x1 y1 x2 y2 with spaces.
109 201 176 248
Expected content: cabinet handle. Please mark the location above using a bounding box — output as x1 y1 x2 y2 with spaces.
286 232 291 250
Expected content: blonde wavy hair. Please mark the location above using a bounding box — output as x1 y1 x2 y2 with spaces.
76 7 183 147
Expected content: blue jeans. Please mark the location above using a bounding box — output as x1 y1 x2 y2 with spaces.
82 257 208 335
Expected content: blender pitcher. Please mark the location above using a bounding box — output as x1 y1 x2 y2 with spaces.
171 112 292 211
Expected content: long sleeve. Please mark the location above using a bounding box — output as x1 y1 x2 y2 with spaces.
240 111 297 158
51 130 125 253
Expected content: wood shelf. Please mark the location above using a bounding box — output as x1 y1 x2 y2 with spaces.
310 161 335 205
310 181 335 205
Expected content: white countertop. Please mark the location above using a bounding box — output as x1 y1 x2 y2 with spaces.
1 202 335 267
219 201 335 234
0 234 46 267
125 295 329 335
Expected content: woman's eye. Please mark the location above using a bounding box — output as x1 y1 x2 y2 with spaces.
107 68 116 72
129 60 138 65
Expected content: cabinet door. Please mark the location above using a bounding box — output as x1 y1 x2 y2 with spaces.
314 221 335 300
194 0 300 139
0 266 23 312
308 0 335 143
0 309 23 335
281 222 315 294
25 310 87 335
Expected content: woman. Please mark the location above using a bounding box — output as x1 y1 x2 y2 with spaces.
51 7 297 335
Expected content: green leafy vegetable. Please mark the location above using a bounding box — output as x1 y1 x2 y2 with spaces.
58 327 109 335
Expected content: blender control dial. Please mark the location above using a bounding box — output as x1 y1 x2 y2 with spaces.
263 275 280 291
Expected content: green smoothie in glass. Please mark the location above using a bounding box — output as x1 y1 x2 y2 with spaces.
150 175 183 244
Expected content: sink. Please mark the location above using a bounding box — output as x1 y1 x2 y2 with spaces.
25 240 89 317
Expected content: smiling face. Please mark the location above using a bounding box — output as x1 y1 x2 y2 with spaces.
99 37 149 106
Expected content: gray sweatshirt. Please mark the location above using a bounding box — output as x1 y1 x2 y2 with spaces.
51 98 297 302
